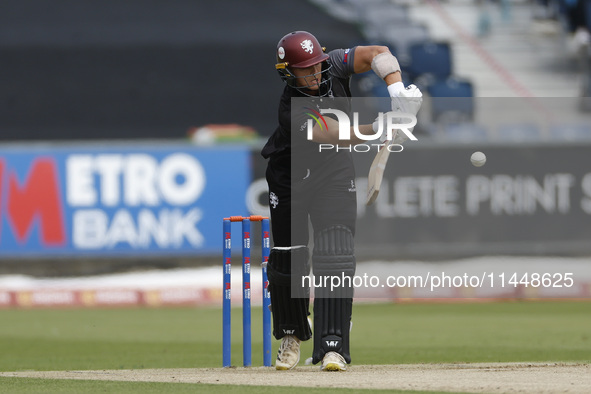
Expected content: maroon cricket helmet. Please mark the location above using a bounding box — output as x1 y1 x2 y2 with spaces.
275 31 333 96
276 31 329 68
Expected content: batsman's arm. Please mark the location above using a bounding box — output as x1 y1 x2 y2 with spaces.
309 46 405 145
353 46 402 85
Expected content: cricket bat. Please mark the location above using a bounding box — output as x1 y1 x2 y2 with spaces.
365 139 392 206
366 84 423 205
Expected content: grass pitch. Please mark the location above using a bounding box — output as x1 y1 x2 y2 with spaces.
0 301 589 393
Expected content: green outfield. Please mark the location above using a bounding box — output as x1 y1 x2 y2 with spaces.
0 301 590 393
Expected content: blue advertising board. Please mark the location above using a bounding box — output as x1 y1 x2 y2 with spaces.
0 144 251 256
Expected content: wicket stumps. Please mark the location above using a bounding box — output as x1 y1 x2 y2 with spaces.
223 215 272 367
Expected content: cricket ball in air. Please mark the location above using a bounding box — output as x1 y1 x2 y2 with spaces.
470 151 486 167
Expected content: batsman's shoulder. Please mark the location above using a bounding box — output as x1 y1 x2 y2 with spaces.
328 47 357 77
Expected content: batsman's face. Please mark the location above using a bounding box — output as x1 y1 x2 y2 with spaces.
292 63 323 91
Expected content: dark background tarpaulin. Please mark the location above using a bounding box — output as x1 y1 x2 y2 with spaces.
0 0 365 141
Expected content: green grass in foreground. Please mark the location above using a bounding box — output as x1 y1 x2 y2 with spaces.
352 301 591 364
1 301 589 370
0 301 589 392
0 378 443 394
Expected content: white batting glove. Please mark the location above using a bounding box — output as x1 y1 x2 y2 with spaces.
372 113 402 144
372 111 417 144
388 83 423 116
377 82 423 144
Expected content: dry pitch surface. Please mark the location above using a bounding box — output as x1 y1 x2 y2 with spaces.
1 363 590 393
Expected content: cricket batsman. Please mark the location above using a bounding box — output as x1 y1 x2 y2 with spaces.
261 31 422 371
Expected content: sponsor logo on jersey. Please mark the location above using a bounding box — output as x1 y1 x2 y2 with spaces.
269 192 279 209
348 180 356 192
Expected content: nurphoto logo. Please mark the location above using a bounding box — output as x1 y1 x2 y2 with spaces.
305 108 417 152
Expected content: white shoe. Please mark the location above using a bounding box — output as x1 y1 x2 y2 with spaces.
321 351 347 371
275 335 301 370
